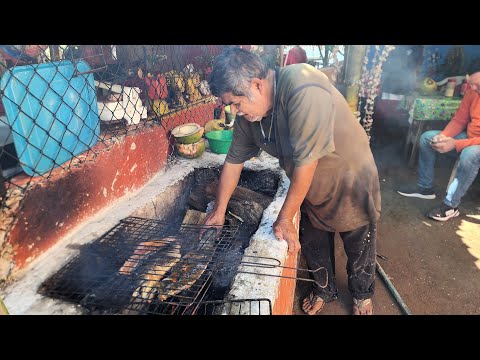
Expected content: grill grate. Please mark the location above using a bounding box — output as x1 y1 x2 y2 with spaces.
190 298 272 315
39 216 240 315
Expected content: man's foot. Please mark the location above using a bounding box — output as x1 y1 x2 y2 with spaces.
426 203 459 222
352 298 374 315
397 184 436 199
302 292 325 315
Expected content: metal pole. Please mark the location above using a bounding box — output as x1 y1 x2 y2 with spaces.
376 260 412 315
279 45 285 67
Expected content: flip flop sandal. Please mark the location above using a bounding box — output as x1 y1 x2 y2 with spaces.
302 292 325 315
352 298 374 315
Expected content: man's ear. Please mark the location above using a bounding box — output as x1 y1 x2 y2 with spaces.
251 78 263 93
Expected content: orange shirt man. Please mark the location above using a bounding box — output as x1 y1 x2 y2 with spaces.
397 71 480 221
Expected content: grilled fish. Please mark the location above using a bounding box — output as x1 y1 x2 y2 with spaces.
122 238 182 314
132 246 182 300
154 228 218 302
123 229 218 314
156 252 210 302
119 237 176 275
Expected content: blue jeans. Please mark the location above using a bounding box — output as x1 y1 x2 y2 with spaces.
418 130 480 207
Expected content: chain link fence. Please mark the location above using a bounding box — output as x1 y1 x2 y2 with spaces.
0 44 223 176
0 45 282 279
0 45 229 268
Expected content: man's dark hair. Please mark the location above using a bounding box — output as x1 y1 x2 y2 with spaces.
208 46 269 98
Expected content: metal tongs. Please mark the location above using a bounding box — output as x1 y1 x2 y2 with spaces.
235 254 329 289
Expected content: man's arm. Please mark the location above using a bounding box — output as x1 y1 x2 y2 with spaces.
439 89 474 139
434 89 480 152
273 160 318 254
454 136 480 151
433 136 480 153
203 161 244 226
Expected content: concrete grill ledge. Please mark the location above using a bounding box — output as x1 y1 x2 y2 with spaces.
1 151 295 315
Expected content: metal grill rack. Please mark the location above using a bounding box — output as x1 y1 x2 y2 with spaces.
39 216 239 315
190 298 272 315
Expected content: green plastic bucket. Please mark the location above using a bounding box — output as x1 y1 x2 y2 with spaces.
206 130 233 154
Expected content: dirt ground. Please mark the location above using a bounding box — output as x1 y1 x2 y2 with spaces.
293 131 480 315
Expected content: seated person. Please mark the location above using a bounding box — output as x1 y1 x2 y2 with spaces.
397 70 480 221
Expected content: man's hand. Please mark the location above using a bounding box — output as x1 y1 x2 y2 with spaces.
200 210 225 241
432 136 456 153
273 217 301 254
432 134 446 143
273 160 317 255
203 210 225 227
200 161 243 237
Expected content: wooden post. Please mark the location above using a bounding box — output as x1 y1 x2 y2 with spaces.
344 45 367 113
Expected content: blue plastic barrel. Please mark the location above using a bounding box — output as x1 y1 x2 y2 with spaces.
0 60 100 176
